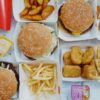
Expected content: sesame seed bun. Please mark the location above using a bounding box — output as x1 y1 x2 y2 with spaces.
0 68 17 100
18 23 57 59
60 0 94 35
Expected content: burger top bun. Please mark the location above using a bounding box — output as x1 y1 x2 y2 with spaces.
0 67 17 100
60 0 94 35
18 23 52 58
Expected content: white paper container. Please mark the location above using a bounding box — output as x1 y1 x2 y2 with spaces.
13 0 58 22
13 22 58 63
96 0 100 40
19 60 61 100
60 42 97 82
58 0 97 41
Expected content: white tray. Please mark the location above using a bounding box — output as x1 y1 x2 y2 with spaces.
13 0 58 22
13 22 58 63
60 42 97 82
19 60 61 100
58 0 97 41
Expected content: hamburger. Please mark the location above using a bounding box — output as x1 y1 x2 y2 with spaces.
59 0 94 35
0 62 18 100
18 23 57 59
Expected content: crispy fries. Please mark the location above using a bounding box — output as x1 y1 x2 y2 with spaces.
42 0 49 9
22 63 57 96
30 0 34 5
42 5 54 19
20 8 29 17
29 6 42 15
37 0 43 5
19 0 54 21
24 0 31 8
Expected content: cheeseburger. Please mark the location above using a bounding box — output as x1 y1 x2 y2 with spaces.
59 0 94 35
0 63 18 100
18 23 57 59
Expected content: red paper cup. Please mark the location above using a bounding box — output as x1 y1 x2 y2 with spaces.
0 0 12 31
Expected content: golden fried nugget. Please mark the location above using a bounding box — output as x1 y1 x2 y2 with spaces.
95 59 100 74
29 6 42 15
63 51 72 65
82 47 94 64
42 5 54 19
97 45 100 59
24 0 31 8
63 65 81 77
82 65 99 80
42 0 49 9
37 0 43 5
90 59 95 66
32 15 43 21
71 46 83 65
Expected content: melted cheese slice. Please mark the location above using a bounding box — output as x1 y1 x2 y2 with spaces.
0 36 13 56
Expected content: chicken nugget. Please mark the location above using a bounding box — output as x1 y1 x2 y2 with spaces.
63 65 81 77
82 47 94 64
82 65 100 80
63 51 72 65
90 59 95 66
71 46 83 65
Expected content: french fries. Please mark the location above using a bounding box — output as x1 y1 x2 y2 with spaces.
30 0 34 5
37 0 43 5
32 5 37 9
29 6 42 15
20 8 29 17
19 0 54 21
24 0 31 8
22 63 57 96
32 15 43 21
42 0 49 9
21 15 32 20
42 5 54 19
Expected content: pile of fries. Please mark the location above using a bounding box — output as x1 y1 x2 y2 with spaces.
20 0 54 21
22 63 57 96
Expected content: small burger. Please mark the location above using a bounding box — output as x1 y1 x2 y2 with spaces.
0 62 18 100
18 23 57 59
59 0 94 35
